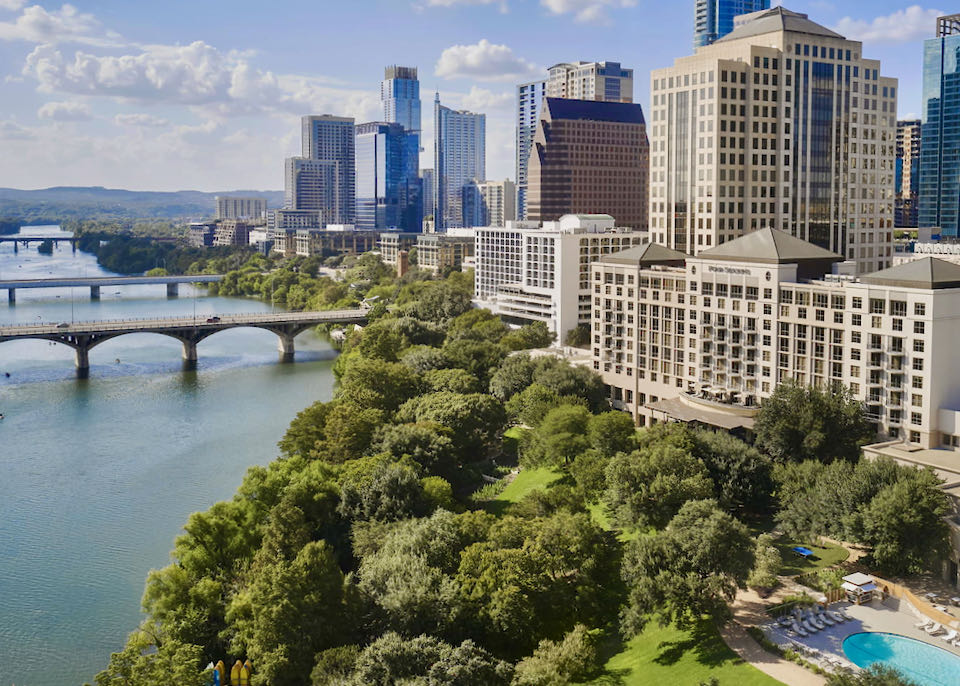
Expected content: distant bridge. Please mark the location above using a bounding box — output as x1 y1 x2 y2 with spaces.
0 309 367 377
0 275 224 303
0 235 78 254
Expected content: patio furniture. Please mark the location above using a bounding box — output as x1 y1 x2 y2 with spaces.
817 611 836 626
830 611 846 623
802 619 818 633
839 608 854 621
925 622 944 635
807 611 825 629
792 622 809 637
940 629 958 643
916 618 934 629
951 596 960 607
792 546 814 559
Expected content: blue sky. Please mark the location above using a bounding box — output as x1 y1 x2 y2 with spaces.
0 1 944 191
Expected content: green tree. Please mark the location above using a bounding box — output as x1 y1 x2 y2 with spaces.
604 444 714 529
397 392 507 458
447 308 509 343
424 367 482 394
278 401 331 458
747 533 782 591
311 645 360 686
369 422 457 476
690 429 774 513
862 475 951 575
336 356 420 414
587 411 637 457
400 344 447 373
521 404 592 467
442 338 508 386
411 280 473 323
501 321 555 351
564 324 590 347
320 402 384 463
754 381 873 462
504 383 568 427
489 354 537 402
826 664 919 686
621 500 755 633
512 624 600 686
339 461 431 522
95 627 208 686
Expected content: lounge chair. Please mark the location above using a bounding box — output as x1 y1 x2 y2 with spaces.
839 608 855 621
951 638 960 648
830 611 847 622
817 611 836 626
925 622 944 635
916 618 934 629
940 629 958 643
792 622 809 638
807 612 825 630
802 620 819 633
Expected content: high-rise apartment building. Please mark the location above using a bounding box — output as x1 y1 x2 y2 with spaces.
897 119 921 228
526 98 649 229
298 115 355 224
477 179 517 227
215 196 267 221
649 7 897 274
919 15 960 236
421 169 435 220
516 79 546 220
434 94 486 231
381 66 423 232
475 214 647 341
694 0 770 48
546 62 633 103
284 157 336 218
592 227 960 450
355 122 408 231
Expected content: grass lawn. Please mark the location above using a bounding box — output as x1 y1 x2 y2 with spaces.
580 620 784 686
775 537 849 576
484 466 562 515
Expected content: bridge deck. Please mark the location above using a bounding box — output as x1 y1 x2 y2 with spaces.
0 310 367 336
0 275 223 289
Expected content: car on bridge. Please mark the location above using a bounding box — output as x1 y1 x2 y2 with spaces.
206 316 221 323
56 322 70 329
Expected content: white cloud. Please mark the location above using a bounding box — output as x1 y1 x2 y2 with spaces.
0 119 33 139
114 112 169 127
435 39 539 82
457 86 513 112
0 0 27 11
832 6 943 44
540 0 636 24
0 3 115 45
37 99 90 120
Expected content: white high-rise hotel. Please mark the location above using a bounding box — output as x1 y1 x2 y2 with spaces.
649 7 897 274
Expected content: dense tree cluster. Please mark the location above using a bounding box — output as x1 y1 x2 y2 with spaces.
97 261 954 685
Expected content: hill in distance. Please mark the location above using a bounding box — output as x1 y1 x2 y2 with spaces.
0 186 285 224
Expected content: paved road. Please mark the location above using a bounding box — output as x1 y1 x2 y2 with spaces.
0 309 367 337
0 275 223 289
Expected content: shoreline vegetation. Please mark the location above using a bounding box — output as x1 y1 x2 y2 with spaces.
51 232 947 686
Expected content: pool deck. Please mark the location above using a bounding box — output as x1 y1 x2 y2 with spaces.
761 598 960 673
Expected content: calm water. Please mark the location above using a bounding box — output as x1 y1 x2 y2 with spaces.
0 227 337 685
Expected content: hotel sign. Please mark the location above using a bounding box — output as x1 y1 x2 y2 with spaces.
707 266 751 275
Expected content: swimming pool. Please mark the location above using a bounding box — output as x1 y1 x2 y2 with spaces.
843 631 960 686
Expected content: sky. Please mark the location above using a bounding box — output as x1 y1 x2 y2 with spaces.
0 0 946 192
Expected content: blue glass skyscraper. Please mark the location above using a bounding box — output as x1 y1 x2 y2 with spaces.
381 65 423 231
694 0 770 48
355 122 407 231
920 15 960 235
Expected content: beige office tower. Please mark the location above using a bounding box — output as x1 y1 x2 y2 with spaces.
649 7 897 274
477 179 517 227
546 61 633 103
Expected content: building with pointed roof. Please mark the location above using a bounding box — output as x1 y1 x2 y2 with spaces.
650 6 897 275
592 229 960 449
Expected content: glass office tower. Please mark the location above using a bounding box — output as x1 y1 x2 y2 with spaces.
355 122 407 231
381 66 423 231
694 0 770 48
920 16 960 236
434 93 486 231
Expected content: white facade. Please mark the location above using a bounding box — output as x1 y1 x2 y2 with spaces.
215 196 266 221
475 214 648 342
592 228 960 450
477 179 517 227
546 61 634 103
648 7 897 274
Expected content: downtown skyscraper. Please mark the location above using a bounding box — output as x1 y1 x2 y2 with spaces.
434 93 485 231
380 65 423 231
287 115 356 225
897 119 921 228
694 0 770 48
651 7 897 274
919 15 960 236
355 122 407 231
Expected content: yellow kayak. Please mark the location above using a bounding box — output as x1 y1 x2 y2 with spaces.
231 659 242 685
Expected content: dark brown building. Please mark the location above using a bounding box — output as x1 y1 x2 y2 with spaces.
526 97 649 229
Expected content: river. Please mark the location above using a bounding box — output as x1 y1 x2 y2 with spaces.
0 226 337 685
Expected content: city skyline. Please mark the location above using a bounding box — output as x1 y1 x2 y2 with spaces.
0 0 947 192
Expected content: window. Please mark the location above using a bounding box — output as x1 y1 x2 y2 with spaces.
911 414 922 427
914 321 925 334
891 300 906 316
852 297 862 309
870 298 885 314
914 302 926 316
912 376 923 389
913 340 924 352
852 314 862 326
912 394 923 407
913 358 924 371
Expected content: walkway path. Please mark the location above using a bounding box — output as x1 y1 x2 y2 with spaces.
720 586 827 686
